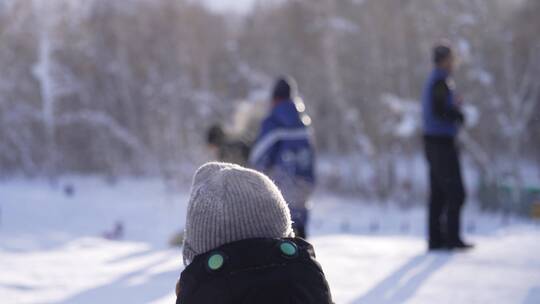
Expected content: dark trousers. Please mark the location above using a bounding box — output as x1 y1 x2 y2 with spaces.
424 136 466 246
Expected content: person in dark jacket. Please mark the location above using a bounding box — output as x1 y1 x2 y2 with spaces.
422 43 474 251
249 77 316 239
206 124 250 166
168 127 250 247
175 162 333 304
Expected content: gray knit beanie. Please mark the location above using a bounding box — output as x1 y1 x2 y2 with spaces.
182 162 295 265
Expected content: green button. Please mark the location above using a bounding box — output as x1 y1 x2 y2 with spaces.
208 253 224 271
280 241 298 257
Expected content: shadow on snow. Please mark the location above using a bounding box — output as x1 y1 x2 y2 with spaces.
50 250 181 304
352 253 453 304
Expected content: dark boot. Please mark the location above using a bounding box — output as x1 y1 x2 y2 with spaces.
448 239 475 250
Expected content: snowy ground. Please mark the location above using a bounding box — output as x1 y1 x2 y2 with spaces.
1 178 539 304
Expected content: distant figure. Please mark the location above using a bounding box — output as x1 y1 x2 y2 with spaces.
249 77 316 239
171 112 261 248
422 42 473 250
227 99 268 146
175 163 332 303
63 183 75 197
206 124 250 166
103 221 124 240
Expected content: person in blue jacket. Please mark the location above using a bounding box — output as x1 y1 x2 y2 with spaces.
249 76 316 239
422 43 473 251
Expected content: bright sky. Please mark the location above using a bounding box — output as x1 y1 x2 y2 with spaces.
202 0 526 13
203 0 256 13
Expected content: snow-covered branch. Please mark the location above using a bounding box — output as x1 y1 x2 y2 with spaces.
57 110 151 159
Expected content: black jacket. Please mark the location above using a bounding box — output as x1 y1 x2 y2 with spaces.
218 140 250 166
176 238 333 304
432 80 464 124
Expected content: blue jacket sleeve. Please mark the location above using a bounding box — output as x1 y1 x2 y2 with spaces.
249 118 280 171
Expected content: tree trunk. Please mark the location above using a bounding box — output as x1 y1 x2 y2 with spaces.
33 0 57 179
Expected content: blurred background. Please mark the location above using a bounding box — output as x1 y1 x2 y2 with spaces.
1 0 539 210
0 0 539 303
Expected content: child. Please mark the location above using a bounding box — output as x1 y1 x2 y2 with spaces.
175 162 333 304
249 77 315 239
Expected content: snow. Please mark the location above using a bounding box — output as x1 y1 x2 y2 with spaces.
380 93 421 138
463 104 480 128
468 69 494 86
457 38 472 63
318 229 540 304
328 17 361 33
1 178 540 303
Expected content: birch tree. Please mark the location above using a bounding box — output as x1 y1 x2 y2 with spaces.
32 0 59 178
